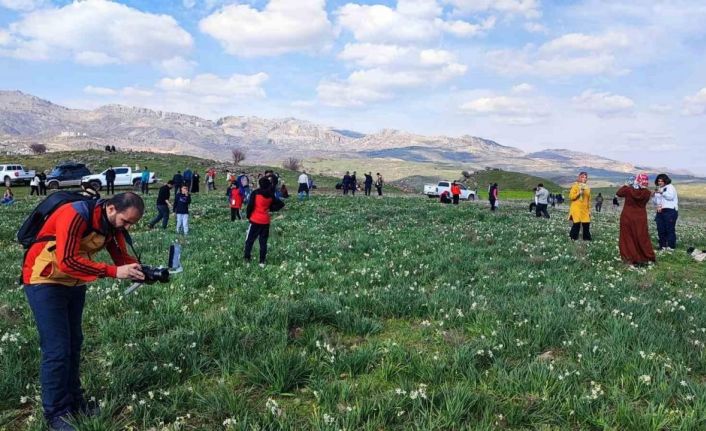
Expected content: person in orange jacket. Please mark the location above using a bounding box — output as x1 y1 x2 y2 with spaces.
244 177 284 266
451 181 461 205
229 181 243 221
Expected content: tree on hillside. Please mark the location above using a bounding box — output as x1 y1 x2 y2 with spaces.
29 143 47 154
231 148 246 166
282 157 302 171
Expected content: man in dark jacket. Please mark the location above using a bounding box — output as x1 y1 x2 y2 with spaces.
172 171 183 190
148 180 173 229
364 172 373 196
350 171 357 195
105 167 116 195
38 171 47 195
342 171 352 195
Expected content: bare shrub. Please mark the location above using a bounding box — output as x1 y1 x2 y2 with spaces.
29 143 47 154
282 157 302 171
231 148 246 166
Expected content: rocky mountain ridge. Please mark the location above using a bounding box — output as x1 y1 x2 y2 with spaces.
0 90 696 183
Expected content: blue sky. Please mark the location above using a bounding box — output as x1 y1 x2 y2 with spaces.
1 0 705 173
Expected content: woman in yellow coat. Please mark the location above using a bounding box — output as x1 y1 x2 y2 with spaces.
568 171 592 240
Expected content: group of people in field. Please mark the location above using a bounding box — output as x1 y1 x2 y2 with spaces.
338 171 384 196
567 171 679 266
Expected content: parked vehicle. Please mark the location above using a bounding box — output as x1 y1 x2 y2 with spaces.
46 163 92 189
81 167 156 191
0 164 36 186
424 180 476 200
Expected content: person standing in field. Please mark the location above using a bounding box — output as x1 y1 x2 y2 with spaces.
172 170 183 190
451 181 461 205
653 173 679 250
342 171 352 195
39 171 47 195
617 173 655 266
595 192 604 212
375 172 384 196
191 171 200 193
351 171 358 195
206 169 215 192
244 177 284 266
30 174 40 196
140 167 150 195
612 194 620 210
535 183 550 218
489 183 498 211
568 172 592 241
297 170 309 200
183 168 192 192
174 185 191 235
147 180 173 229
364 172 373 196
229 181 243 221
105 167 116 195
21 193 145 431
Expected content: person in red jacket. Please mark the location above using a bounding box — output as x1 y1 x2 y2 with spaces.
229 181 243 221
451 181 461 205
244 177 284 266
22 193 145 430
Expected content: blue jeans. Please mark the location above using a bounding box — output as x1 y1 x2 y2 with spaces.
24 284 87 420
149 204 170 228
655 208 678 249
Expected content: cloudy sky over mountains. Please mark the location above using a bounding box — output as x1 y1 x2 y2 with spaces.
1 0 705 173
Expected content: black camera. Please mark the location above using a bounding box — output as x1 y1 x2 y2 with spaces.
141 265 170 284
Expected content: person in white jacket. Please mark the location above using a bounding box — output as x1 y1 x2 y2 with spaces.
535 184 550 218
30 174 40 196
652 173 679 250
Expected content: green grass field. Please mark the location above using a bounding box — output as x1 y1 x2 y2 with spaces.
2 155 706 430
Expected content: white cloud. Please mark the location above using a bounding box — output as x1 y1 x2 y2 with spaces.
460 94 550 125
158 56 197 77
444 0 541 19
486 31 633 77
0 0 46 12
539 32 630 54
572 90 635 116
683 87 706 116
319 63 466 107
337 0 493 44
74 51 120 66
0 0 193 65
511 83 533 93
338 43 411 68
199 0 334 57
524 21 547 33
157 73 269 100
84 86 117 96
182 0 196 8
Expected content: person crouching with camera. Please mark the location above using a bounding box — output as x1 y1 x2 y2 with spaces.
244 177 284 267
21 192 145 430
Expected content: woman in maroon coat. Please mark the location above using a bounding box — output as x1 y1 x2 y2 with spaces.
616 173 655 265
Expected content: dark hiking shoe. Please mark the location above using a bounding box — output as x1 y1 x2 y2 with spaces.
48 416 76 431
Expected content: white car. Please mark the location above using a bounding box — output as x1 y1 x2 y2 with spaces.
0 164 36 187
424 180 476 200
82 167 155 191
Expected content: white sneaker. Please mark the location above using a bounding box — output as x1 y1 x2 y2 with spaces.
259 263 265 268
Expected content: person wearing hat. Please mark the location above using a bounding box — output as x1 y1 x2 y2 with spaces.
616 173 655 265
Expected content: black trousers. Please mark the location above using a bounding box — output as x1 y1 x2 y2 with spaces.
244 222 270 263
536 203 550 218
376 186 382 196
453 194 459 205
31 185 39 195
489 198 496 211
364 184 371 195
39 183 47 195
570 222 592 241
595 202 602 212
141 182 149 194
106 180 115 195
231 208 241 221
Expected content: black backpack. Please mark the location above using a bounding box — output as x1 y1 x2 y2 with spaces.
17 191 101 249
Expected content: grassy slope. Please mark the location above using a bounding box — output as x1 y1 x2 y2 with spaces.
1 157 706 429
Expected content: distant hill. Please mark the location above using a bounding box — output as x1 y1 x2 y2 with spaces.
391 169 561 194
1 90 702 186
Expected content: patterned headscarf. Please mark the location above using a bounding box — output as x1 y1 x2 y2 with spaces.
635 173 649 188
